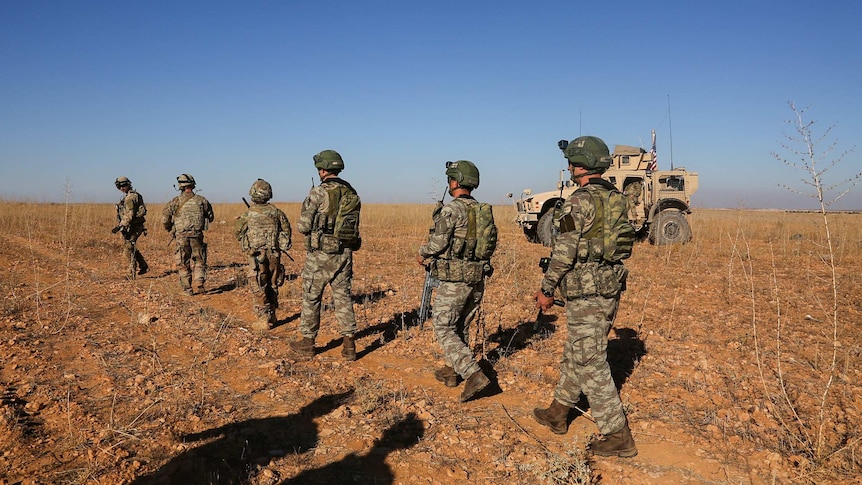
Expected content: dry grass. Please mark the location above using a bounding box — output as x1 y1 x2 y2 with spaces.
0 199 860 483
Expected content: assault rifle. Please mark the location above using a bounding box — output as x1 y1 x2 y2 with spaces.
417 187 448 329
418 267 438 328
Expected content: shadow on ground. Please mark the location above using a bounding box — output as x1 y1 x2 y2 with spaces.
129 390 354 485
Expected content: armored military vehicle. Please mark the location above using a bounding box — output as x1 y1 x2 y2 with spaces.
510 140 698 246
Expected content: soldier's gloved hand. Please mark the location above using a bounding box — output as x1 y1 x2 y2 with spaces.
417 254 427 267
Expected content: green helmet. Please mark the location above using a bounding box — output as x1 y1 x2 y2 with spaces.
313 150 344 171
249 178 272 203
177 173 196 189
115 176 131 189
445 160 480 189
563 136 612 172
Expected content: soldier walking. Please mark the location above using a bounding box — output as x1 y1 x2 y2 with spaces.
113 176 149 278
161 174 214 295
418 160 497 403
289 150 361 361
532 136 638 457
235 179 292 330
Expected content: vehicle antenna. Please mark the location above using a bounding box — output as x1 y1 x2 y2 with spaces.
667 94 674 170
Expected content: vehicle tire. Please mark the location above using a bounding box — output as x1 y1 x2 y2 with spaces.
649 210 692 245
537 210 557 247
523 226 539 243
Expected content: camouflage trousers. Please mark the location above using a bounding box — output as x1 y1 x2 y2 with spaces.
431 279 484 379
173 235 207 291
299 249 356 339
121 225 147 276
554 294 627 435
247 249 280 320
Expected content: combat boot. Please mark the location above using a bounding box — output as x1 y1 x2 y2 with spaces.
589 422 638 458
459 369 490 402
533 400 571 435
341 336 357 361
434 366 459 388
289 337 315 356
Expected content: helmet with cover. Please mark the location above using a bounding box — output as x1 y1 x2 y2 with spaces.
445 160 480 189
249 178 273 203
177 173 196 189
313 150 345 171
563 136 612 172
115 176 132 189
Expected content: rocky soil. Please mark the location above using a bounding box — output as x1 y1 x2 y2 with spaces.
1 203 860 484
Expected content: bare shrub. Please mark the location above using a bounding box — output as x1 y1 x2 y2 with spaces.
752 102 861 477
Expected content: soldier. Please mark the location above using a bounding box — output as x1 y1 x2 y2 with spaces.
113 176 149 278
623 179 643 223
532 136 637 457
289 150 361 361
161 174 214 295
418 160 497 403
235 179 292 330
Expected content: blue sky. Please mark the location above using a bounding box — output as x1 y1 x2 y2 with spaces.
2 1 860 210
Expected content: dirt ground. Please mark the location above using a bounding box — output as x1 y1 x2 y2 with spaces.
1 202 860 484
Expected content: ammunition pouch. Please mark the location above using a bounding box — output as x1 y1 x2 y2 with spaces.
305 231 358 254
306 232 342 254
576 238 605 263
561 263 628 299
431 259 487 284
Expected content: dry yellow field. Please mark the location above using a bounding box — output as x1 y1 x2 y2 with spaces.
1 201 860 484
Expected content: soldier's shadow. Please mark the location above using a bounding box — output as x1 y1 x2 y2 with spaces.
485 312 559 363
278 412 424 484
317 311 405 359
272 311 300 329
607 327 647 389
129 390 354 485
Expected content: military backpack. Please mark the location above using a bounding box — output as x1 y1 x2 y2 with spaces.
581 185 635 262
466 202 497 261
314 179 361 252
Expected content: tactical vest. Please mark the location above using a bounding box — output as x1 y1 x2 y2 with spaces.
559 184 633 299
118 191 147 224
573 185 634 263
174 194 208 235
308 179 362 253
432 198 496 284
241 204 280 252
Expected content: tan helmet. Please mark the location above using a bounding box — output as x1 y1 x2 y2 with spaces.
249 178 273 203
115 176 132 189
177 173 196 189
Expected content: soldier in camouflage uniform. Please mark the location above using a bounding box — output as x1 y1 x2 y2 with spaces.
623 179 643 223
289 150 360 361
114 176 149 278
161 174 214 295
418 160 493 403
236 179 292 330
533 136 638 458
